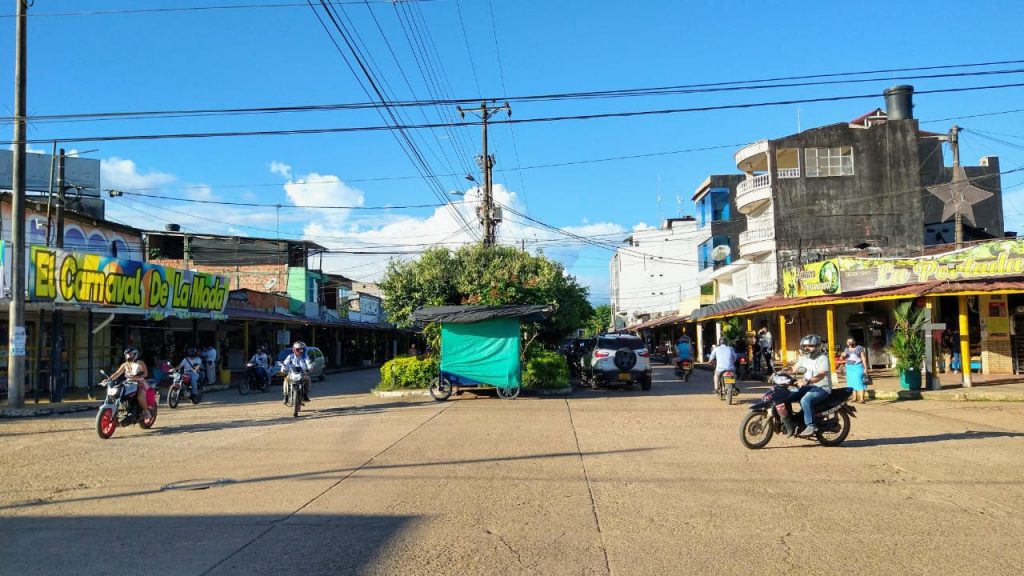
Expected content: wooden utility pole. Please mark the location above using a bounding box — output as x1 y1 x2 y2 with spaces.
49 150 66 402
7 0 29 408
457 101 511 247
950 125 963 250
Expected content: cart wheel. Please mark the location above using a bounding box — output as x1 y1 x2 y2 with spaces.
429 376 453 402
497 385 520 400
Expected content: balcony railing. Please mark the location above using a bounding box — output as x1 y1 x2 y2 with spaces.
736 173 771 197
749 279 778 297
739 226 775 245
777 167 800 179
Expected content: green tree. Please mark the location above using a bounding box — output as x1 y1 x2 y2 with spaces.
583 304 611 336
379 244 592 343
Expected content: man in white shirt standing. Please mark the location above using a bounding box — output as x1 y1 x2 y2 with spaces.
204 344 218 388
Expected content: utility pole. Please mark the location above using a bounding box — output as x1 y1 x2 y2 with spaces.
7 0 29 409
457 101 511 247
49 150 66 403
950 125 963 250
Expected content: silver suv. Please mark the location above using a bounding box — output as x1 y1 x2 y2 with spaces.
581 334 652 390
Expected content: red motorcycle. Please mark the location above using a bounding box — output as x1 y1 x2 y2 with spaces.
675 359 693 382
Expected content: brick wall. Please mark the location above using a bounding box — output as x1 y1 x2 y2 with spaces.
149 259 288 293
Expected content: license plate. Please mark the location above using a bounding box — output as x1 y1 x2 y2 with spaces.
724 377 736 384
618 373 631 381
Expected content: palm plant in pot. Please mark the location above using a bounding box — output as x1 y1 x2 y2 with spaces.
890 301 926 390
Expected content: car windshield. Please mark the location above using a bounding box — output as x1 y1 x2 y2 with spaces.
277 349 300 362
597 337 644 350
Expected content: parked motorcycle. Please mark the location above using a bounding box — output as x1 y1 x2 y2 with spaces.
739 370 857 449
650 347 672 365
281 363 309 417
240 362 271 395
735 352 749 381
167 368 205 408
95 372 158 439
674 358 693 382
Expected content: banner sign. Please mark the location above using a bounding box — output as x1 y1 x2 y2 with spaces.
784 239 1024 297
29 246 230 318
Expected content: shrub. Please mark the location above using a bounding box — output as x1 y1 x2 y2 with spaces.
379 356 439 391
522 349 569 390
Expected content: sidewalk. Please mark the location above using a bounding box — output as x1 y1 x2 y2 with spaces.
862 368 1024 402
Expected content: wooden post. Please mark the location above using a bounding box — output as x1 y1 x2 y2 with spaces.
826 306 837 377
696 323 704 363
958 295 973 387
243 321 249 358
778 313 788 366
745 317 754 368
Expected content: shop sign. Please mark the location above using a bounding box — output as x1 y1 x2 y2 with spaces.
784 239 1024 297
28 246 229 317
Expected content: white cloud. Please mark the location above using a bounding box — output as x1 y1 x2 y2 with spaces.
283 172 365 226
101 157 175 191
270 161 292 179
632 222 657 232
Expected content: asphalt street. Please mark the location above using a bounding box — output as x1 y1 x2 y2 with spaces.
1 366 1023 576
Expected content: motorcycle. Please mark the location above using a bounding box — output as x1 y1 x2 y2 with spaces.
167 368 205 408
281 363 309 417
717 369 739 405
735 351 749 381
240 362 271 395
95 372 158 439
650 346 672 365
674 358 693 382
739 370 857 449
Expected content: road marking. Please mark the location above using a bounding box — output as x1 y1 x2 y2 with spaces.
565 397 613 576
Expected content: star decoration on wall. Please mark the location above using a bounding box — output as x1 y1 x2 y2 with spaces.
926 165 993 225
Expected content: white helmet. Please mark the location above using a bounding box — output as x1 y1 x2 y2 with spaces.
799 334 823 358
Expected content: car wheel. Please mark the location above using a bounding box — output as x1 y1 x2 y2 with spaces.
641 377 652 391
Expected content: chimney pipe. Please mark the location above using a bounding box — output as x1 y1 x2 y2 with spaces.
883 85 914 120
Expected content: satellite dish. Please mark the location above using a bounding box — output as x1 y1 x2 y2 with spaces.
263 278 278 290
711 245 732 262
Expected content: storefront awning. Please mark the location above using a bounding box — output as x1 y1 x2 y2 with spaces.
689 298 749 322
694 278 1024 321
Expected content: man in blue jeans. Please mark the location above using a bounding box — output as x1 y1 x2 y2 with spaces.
786 333 832 437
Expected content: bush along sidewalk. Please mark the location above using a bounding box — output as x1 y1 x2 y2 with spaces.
523 349 570 391
378 356 439 391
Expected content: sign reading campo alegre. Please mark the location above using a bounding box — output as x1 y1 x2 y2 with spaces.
29 246 229 316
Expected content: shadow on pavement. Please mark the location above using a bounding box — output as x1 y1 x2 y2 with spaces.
841 430 1024 448
0 513 415 576
0 446 661 511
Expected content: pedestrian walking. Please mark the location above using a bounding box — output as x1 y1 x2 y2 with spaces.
842 337 869 403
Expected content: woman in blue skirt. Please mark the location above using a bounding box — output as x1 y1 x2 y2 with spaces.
842 337 870 403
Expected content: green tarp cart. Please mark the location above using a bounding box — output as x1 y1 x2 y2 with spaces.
412 304 552 401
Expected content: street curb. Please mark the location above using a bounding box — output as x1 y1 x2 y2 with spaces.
0 404 98 418
371 388 432 398
871 389 1024 402
524 387 573 396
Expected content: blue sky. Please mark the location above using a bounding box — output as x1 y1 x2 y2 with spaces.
3 0 1024 303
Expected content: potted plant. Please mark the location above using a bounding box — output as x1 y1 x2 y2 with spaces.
890 301 926 390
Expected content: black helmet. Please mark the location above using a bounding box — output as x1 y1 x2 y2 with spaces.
186 347 197 357
799 334 823 358
124 347 139 361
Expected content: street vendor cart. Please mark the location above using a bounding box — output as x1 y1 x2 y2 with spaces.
411 304 552 401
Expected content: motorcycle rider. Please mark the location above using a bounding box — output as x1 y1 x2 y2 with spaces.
177 347 205 398
281 340 313 404
785 334 833 437
675 335 693 371
708 337 738 394
248 345 271 389
105 347 151 421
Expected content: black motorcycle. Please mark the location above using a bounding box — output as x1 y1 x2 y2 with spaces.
674 358 693 382
240 362 271 395
739 371 857 449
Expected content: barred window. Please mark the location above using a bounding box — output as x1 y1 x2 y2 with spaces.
804 147 854 177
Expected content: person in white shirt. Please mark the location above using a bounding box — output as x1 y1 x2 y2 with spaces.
786 334 832 437
281 341 313 403
178 347 204 397
249 345 271 387
709 338 738 394
203 344 218 387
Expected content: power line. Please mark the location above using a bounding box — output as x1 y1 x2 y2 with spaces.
1 1 445 18
109 189 468 209
10 80 1024 145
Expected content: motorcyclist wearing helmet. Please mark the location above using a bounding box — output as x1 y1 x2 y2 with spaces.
785 334 833 437
281 341 313 403
708 336 738 394
106 347 151 421
675 335 693 363
249 345 271 388
177 347 205 397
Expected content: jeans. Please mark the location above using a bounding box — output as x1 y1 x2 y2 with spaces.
256 367 270 386
789 385 829 426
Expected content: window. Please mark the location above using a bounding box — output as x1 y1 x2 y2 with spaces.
805 147 854 177
697 189 730 228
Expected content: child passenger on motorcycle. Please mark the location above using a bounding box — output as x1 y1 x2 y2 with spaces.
106 347 151 421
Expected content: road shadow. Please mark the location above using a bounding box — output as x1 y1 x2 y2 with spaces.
841 430 1024 448
0 513 415 576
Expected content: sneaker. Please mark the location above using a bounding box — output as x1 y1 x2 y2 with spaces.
798 424 818 437
142 410 152 421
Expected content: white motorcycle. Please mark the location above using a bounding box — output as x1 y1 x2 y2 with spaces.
95 372 158 439
279 362 309 417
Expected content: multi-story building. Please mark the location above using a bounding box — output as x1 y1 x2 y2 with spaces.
692 175 748 302
610 216 707 328
718 85 1004 302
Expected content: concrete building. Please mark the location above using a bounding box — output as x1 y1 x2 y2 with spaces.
610 216 707 328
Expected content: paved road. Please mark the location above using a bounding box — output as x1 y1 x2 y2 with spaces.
2 366 1023 575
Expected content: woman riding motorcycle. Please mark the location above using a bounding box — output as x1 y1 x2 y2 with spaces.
105 347 151 421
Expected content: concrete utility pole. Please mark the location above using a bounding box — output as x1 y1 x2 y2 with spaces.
949 125 963 250
7 0 29 408
457 101 511 247
50 150 66 402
